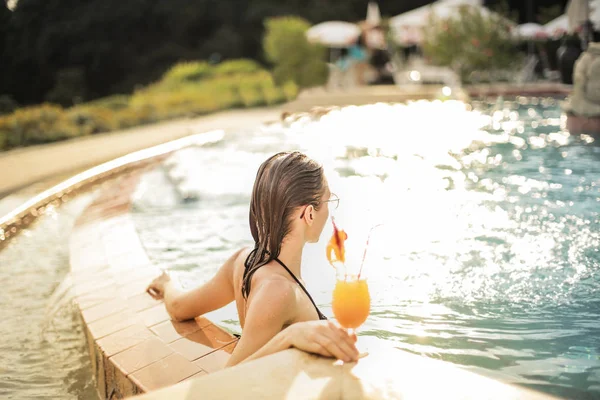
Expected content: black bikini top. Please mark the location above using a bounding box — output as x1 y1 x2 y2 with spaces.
243 249 327 321
272 257 328 321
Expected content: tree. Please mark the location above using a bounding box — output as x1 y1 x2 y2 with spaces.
0 1 11 80
537 5 563 25
263 16 328 88
422 5 519 82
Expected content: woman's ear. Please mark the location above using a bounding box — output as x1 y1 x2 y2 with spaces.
303 205 315 225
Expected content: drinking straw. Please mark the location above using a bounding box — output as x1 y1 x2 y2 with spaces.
357 224 383 279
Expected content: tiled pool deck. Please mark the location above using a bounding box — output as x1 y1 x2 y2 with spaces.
70 170 239 399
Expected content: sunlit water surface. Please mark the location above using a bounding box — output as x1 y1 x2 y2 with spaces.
132 99 600 399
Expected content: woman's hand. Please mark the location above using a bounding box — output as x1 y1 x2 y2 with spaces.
285 320 359 363
146 271 171 300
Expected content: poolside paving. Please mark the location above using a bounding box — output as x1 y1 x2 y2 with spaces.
70 170 240 398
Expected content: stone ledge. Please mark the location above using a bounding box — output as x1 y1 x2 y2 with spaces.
130 347 559 400
70 171 239 399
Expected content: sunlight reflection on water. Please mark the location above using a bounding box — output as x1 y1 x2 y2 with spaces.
133 99 600 398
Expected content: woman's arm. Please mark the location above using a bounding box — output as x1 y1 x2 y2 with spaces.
226 279 358 367
147 247 247 322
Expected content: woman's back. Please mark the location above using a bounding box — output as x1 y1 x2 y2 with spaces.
231 247 326 329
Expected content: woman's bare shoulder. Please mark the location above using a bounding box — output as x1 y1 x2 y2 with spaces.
234 246 253 265
248 270 299 317
250 261 298 296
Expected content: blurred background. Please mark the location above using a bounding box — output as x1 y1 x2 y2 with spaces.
0 0 594 105
1 0 598 153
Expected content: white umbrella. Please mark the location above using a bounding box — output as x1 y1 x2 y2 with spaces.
515 22 549 39
306 21 361 47
366 2 381 27
389 4 433 29
390 0 482 28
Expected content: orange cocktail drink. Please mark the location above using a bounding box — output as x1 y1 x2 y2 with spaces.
327 217 374 332
332 277 370 330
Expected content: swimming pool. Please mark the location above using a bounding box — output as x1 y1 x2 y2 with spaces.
0 194 97 399
132 99 600 399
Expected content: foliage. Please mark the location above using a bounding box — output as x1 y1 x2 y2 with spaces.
214 59 263 76
263 16 328 88
537 5 563 25
282 81 299 101
421 5 520 83
0 59 295 151
162 62 215 84
0 104 80 148
0 1 10 52
85 95 131 111
67 106 118 135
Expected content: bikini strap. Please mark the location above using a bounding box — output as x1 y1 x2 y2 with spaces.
273 258 327 320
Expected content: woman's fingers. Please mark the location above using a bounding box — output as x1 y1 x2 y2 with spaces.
334 330 359 361
290 320 360 362
146 286 162 299
146 272 170 300
313 332 357 362
327 322 359 359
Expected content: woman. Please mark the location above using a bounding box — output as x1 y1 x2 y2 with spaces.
147 151 359 367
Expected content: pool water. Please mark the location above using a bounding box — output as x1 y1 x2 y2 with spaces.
0 194 97 399
132 99 600 399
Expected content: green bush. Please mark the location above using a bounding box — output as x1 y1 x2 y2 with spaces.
67 106 118 134
161 62 215 84
282 81 299 101
263 16 328 88
0 104 80 148
214 59 262 76
421 5 519 82
0 59 295 151
85 95 131 111
238 75 266 108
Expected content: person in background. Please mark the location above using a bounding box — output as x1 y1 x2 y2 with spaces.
365 25 392 84
348 34 369 85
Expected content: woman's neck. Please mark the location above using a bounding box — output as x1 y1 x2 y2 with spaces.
277 235 304 278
